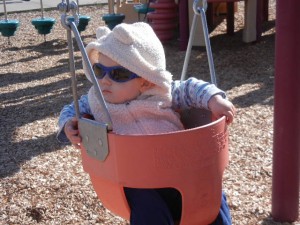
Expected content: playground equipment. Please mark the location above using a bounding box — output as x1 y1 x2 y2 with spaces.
181 0 216 85
115 0 154 23
31 0 56 41
102 0 125 30
147 0 178 42
67 0 91 33
133 0 155 21
0 0 20 42
272 0 300 222
57 0 229 224
206 0 240 36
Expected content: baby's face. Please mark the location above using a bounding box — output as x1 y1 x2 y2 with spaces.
91 53 150 104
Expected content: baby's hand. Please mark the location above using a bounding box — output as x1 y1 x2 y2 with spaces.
208 95 236 124
64 117 82 149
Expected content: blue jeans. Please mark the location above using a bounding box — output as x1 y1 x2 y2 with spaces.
124 188 232 225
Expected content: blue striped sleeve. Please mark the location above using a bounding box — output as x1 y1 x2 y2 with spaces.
56 94 91 143
171 77 226 110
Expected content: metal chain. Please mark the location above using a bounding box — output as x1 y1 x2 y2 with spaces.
57 0 113 130
181 0 217 86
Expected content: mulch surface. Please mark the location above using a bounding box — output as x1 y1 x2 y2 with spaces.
1 1 298 224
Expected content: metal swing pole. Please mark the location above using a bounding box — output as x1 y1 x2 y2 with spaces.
58 0 113 130
181 0 217 86
39 0 44 19
58 0 112 162
3 0 8 21
58 0 81 120
272 0 300 221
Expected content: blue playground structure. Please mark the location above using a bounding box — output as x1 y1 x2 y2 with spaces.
67 0 91 33
0 0 20 42
102 0 125 30
31 0 56 41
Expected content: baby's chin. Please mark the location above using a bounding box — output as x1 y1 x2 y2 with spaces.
102 93 137 104
103 98 125 104
105 99 135 105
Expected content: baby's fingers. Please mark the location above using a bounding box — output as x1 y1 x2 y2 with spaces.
225 111 234 124
69 134 82 145
224 107 236 124
67 125 79 135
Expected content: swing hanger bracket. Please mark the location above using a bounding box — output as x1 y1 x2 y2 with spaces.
57 0 79 30
193 0 208 14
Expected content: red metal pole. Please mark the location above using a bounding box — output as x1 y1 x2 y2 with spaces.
272 0 300 222
179 0 189 51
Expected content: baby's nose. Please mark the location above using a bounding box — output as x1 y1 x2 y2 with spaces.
100 73 111 84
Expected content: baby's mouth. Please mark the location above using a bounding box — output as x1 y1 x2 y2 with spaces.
102 90 111 94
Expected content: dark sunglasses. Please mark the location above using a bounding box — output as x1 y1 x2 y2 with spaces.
92 63 140 83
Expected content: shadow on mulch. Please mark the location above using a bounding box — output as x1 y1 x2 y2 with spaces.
1 80 90 178
0 50 90 178
0 33 95 68
262 215 295 225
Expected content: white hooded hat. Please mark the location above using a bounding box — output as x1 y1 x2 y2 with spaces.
83 22 173 97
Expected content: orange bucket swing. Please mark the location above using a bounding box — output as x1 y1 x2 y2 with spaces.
58 0 229 224
80 113 228 225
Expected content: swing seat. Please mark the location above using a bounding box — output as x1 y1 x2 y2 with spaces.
79 109 229 225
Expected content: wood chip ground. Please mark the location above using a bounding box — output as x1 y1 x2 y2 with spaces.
1 1 299 224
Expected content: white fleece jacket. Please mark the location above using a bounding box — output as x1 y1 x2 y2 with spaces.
88 86 184 135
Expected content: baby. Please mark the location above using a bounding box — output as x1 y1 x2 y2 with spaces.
83 22 184 134
58 22 235 225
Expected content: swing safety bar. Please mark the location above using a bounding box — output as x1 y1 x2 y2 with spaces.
181 0 217 86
